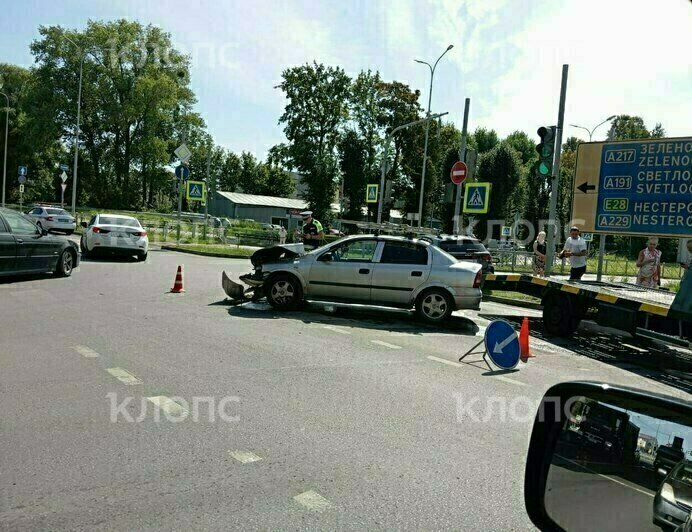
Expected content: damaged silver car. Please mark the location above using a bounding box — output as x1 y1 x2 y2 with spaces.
222 235 483 323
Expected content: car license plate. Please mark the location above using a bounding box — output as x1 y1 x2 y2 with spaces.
59 218 70 222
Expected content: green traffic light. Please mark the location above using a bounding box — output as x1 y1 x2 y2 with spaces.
538 162 551 176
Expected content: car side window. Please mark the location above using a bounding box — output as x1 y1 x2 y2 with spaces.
30 208 41 215
331 240 377 262
380 242 428 265
3 211 40 234
89 215 97 226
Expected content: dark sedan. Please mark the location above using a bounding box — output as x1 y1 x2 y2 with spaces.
0 207 79 278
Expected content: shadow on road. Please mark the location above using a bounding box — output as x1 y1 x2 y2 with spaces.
214 298 480 337
80 254 140 263
480 314 692 394
0 273 55 285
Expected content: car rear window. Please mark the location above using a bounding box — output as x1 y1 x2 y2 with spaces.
380 242 428 265
439 241 486 253
99 216 140 227
46 208 68 215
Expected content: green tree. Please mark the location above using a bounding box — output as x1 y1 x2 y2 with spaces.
504 131 536 166
277 62 351 220
338 129 367 218
475 141 523 239
606 115 649 141
472 127 499 154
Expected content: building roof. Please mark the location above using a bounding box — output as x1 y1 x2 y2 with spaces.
216 191 308 209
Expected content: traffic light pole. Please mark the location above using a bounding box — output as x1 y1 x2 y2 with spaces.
453 98 470 235
545 64 569 277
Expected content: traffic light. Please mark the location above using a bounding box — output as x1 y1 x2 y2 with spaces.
536 126 556 177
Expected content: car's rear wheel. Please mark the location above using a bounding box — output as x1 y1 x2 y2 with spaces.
265 274 303 310
416 288 453 323
56 249 75 277
138 252 148 262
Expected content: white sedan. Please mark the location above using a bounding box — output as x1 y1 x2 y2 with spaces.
80 214 149 261
26 206 76 234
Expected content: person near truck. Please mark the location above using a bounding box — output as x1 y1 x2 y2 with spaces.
301 211 324 250
635 237 662 288
680 239 692 274
278 225 287 245
559 226 588 281
532 231 547 276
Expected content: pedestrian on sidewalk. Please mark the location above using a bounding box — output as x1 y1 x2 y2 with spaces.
559 226 588 281
278 225 287 245
636 237 662 288
532 231 547 276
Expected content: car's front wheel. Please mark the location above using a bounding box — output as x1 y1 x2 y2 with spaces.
56 249 75 277
416 288 453 324
265 274 303 310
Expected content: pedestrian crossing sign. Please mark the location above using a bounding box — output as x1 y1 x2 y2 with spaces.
186 180 206 202
463 182 491 214
366 184 379 203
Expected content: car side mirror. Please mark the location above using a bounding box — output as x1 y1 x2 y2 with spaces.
80 221 88 228
318 252 333 262
40 228 48 236
524 382 692 532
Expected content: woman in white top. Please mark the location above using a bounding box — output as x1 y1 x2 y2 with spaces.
635 237 662 288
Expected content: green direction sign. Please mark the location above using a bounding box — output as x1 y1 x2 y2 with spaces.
366 184 379 203
463 182 491 214
186 180 206 202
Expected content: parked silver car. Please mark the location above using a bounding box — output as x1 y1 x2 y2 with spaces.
227 235 483 323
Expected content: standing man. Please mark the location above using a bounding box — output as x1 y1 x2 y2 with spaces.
559 226 588 280
301 211 324 250
278 224 287 245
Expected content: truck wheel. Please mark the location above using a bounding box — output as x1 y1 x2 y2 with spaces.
543 293 580 336
265 274 303 310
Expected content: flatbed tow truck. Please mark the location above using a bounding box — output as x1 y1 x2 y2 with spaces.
483 273 691 346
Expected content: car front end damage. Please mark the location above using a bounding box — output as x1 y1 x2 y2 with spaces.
221 244 305 301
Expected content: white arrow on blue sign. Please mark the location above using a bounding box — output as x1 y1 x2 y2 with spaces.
484 320 520 370
175 165 190 179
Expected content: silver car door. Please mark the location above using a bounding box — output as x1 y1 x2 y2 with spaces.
306 239 378 303
371 242 431 306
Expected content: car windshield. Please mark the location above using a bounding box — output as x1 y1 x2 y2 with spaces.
46 208 69 215
99 216 140 227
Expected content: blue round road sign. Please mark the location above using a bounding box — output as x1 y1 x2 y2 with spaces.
484 320 520 370
175 165 190 179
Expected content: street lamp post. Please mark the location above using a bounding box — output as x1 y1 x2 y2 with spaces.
415 44 453 227
569 115 617 141
0 88 8 207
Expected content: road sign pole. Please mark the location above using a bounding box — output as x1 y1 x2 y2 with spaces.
597 234 607 282
205 144 211 232
545 64 569 277
453 98 470 234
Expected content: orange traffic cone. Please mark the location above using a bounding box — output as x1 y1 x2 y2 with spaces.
519 317 535 362
170 265 185 293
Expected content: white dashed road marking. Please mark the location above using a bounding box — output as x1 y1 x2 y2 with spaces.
427 356 464 368
293 490 333 512
147 396 188 416
228 450 262 464
371 340 401 350
322 325 351 335
105 367 142 385
74 345 99 358
427 356 526 386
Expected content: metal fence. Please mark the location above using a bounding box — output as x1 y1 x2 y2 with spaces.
493 250 685 280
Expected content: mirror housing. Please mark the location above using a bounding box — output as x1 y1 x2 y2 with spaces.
525 382 692 531
80 221 88 228
41 228 48 236
318 252 333 262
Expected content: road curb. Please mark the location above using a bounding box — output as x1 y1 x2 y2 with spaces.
160 245 251 260
482 294 543 311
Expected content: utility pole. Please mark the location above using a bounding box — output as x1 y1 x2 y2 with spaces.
545 65 569 276
205 142 211 227
453 98 470 234
0 88 9 208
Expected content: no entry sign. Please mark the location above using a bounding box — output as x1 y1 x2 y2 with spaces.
450 161 467 185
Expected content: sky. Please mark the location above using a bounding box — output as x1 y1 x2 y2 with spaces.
1 0 691 159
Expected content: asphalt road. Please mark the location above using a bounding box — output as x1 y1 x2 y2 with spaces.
0 249 690 530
